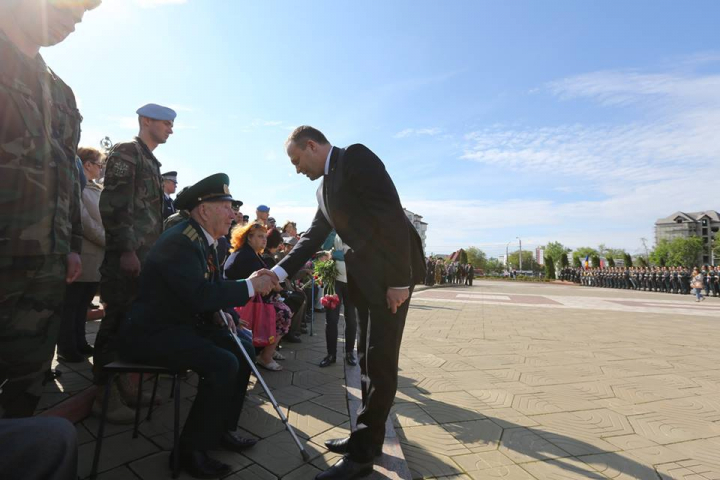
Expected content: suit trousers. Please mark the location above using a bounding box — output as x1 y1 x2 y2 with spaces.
57 282 96 355
120 324 251 451
347 281 412 462
324 280 357 357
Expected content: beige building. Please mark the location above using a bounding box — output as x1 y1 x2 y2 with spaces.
654 210 719 265
404 208 428 250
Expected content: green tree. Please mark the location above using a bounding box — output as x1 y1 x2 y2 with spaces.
591 254 600 268
622 252 633 267
650 239 671 267
459 250 469 265
574 246 598 260
559 253 569 268
544 242 570 267
668 236 704 267
508 250 541 272
545 255 556 279
572 254 582 268
607 257 615 267
466 247 487 270
637 256 649 267
485 258 505 273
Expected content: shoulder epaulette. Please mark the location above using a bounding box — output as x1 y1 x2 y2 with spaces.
182 225 200 243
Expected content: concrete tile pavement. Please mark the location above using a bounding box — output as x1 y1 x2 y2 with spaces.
396 280 720 479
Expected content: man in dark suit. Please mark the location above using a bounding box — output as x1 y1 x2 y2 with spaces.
270 126 425 480
118 173 279 478
161 171 178 220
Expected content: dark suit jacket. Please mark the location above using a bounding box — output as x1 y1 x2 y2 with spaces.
278 144 425 304
124 218 251 334
162 194 176 220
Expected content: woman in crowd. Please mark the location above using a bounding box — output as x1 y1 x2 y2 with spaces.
224 223 290 371
691 267 705 302
57 147 106 362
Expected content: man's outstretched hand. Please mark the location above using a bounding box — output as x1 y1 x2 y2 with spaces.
386 287 409 314
249 269 282 295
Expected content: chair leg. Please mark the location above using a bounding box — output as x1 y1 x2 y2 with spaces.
90 374 114 479
172 375 181 478
132 372 144 438
169 375 176 399
147 373 160 421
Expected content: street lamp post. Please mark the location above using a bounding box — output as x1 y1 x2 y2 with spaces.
517 237 522 271
505 242 510 270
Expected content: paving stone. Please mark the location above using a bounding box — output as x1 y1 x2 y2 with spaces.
443 419 503 453
78 431 159 478
521 458 606 479
242 430 323 477
309 393 348 415
497 427 570 464
239 401 290 439
579 452 664 479
287 401 347 439
398 424 472 457
268 384 320 407
392 402 439 427
224 463 277 479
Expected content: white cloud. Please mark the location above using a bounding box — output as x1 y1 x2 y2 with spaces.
394 127 442 139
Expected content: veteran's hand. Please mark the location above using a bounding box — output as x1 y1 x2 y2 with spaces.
66 252 82 284
213 311 237 334
386 287 409 314
120 251 141 277
249 269 281 295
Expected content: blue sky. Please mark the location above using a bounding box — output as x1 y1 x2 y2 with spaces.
44 0 720 257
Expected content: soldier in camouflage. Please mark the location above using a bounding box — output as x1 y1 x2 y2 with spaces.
0 0 101 418
94 103 175 419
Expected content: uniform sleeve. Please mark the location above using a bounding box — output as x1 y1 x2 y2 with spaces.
70 159 83 254
157 235 252 311
99 144 138 252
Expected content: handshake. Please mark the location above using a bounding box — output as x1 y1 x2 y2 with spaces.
248 269 282 296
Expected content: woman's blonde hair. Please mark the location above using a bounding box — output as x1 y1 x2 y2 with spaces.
230 222 267 253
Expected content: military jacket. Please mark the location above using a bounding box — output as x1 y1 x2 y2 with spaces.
0 33 82 257
125 218 251 333
99 137 163 252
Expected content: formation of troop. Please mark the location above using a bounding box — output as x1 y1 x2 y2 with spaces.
424 258 474 286
559 266 720 297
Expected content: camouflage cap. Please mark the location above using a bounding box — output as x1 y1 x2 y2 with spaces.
175 173 236 211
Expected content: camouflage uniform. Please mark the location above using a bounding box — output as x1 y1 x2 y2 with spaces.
95 138 163 382
0 33 83 417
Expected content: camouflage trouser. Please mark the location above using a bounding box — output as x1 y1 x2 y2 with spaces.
0 254 66 418
93 250 141 384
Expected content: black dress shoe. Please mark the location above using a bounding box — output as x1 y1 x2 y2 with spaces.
78 344 94 356
284 334 302 343
57 351 84 363
171 450 230 479
319 355 336 368
315 455 373 480
345 352 357 366
221 431 258 452
325 437 382 457
42 369 62 385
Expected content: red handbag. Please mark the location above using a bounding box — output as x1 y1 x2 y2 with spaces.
235 294 276 347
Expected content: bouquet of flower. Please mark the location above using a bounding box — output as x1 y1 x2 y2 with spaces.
314 259 340 310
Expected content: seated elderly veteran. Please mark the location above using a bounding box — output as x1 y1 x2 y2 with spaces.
118 173 280 479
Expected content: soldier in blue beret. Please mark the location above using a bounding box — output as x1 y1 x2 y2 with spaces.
161 171 178 220
119 173 280 478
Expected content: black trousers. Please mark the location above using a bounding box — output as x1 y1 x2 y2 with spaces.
347 280 412 462
120 324 251 451
57 282 97 355
324 281 357 357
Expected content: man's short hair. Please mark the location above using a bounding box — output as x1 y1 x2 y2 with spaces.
286 125 329 149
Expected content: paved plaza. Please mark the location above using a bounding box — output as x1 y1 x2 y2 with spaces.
41 280 720 479
399 280 720 479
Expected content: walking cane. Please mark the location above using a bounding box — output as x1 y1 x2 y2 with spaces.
223 315 310 461
309 277 315 336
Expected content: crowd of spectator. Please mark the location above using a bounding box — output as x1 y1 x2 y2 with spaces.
424 258 474 286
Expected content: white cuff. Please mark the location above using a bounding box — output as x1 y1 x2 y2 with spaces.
272 265 289 282
245 280 255 297
389 286 409 289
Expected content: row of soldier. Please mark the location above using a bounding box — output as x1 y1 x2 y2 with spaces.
558 266 720 297
424 258 474 286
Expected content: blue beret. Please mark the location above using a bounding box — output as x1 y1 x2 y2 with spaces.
136 103 177 121
257 205 270 212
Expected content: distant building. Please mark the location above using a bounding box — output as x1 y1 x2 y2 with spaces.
535 247 544 266
655 210 719 265
499 254 507 266
404 208 428 250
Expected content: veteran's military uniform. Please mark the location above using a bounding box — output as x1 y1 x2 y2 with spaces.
96 114 168 381
119 174 254 457
0 32 83 417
